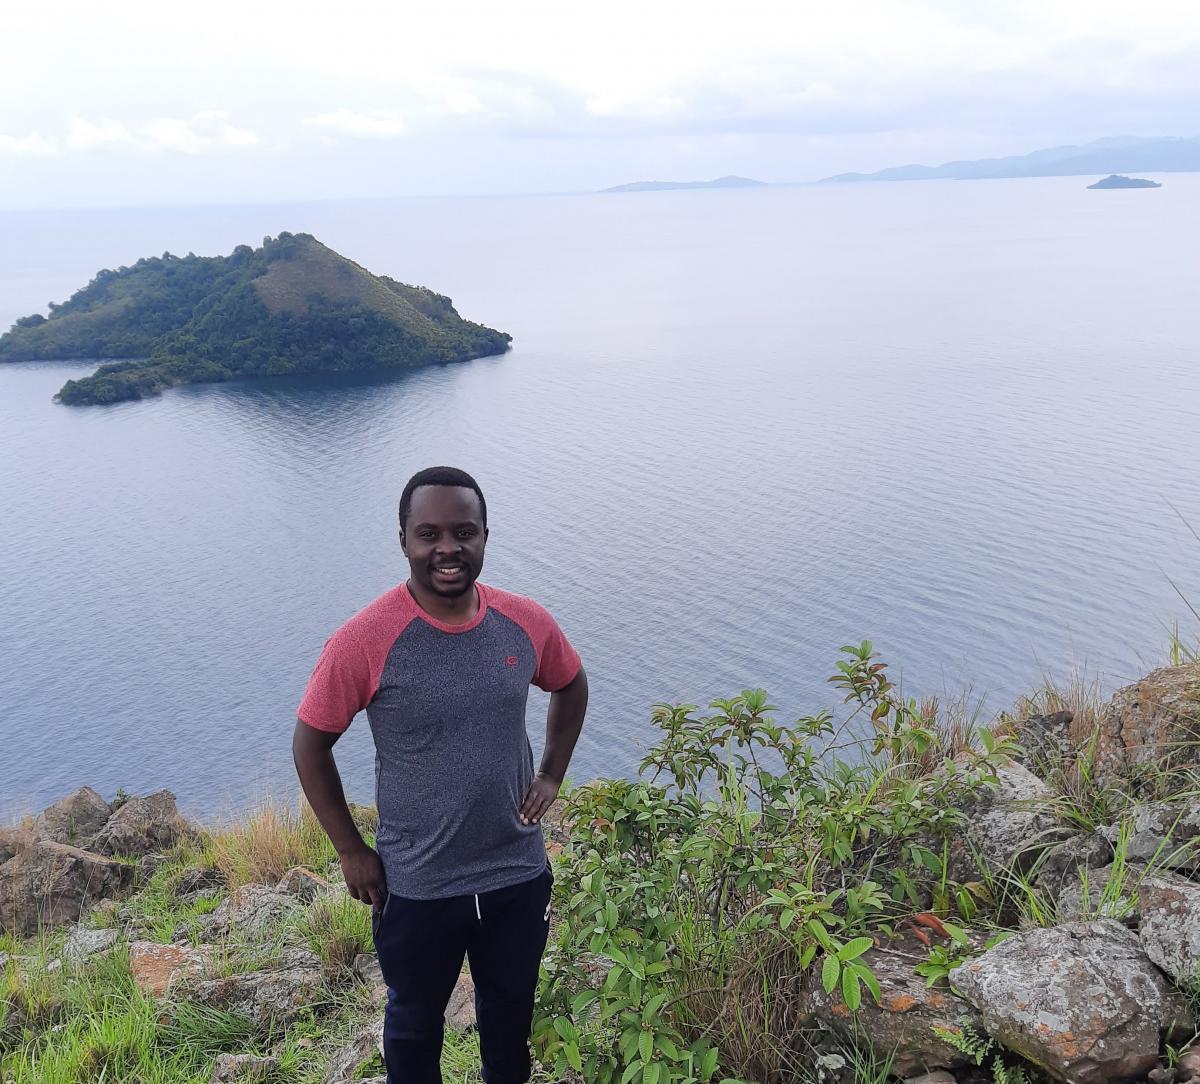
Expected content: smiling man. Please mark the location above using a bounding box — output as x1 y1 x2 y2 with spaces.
293 465 588 1084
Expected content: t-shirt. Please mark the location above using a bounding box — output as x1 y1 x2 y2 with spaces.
297 581 581 899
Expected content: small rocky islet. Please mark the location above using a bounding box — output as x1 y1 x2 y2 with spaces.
0 232 511 406
1087 175 1163 189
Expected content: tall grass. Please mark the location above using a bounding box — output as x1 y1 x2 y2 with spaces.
204 799 338 889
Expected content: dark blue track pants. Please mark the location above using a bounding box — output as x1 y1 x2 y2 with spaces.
371 865 553 1084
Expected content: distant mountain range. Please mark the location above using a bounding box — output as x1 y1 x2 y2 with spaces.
821 136 1200 183
601 175 766 193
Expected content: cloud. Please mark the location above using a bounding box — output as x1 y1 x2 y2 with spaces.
0 132 58 157
0 111 259 158
141 111 259 154
305 109 408 139
65 118 134 151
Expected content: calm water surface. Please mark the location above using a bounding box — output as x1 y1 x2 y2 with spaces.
2 178 1199 821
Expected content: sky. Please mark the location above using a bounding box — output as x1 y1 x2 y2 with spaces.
2 0 1198 208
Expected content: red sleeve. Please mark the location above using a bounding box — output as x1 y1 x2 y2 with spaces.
297 625 376 734
529 607 581 693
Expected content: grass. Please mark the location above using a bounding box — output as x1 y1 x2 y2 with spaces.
295 893 373 973
204 798 340 890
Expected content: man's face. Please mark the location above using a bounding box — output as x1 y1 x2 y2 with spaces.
400 485 488 599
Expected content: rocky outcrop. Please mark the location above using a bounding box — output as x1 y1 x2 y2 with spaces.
1094 664 1200 782
63 925 119 965
324 1012 386 1083
804 931 986 1075
950 920 1190 1084
129 940 213 996
31 786 112 846
1138 875 1200 983
91 789 195 857
210 1053 279 1082
0 840 137 936
1100 802 1200 869
947 759 1060 882
184 964 326 1028
189 883 299 943
1037 832 1116 897
1017 710 1077 770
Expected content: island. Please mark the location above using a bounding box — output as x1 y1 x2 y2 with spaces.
0 233 511 405
601 175 766 193
1087 174 1162 189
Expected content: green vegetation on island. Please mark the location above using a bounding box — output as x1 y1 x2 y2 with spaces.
0 233 511 405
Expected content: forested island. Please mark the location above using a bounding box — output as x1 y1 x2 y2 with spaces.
0 233 511 405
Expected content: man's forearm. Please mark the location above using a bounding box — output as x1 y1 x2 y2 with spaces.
538 668 588 784
293 737 369 856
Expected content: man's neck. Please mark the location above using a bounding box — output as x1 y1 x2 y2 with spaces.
406 580 481 625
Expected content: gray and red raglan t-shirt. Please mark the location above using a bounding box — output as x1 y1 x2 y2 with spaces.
297 581 580 900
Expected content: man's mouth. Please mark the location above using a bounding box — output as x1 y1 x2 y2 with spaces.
433 564 466 579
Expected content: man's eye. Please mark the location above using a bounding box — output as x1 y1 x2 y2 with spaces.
457 529 475 539
420 531 436 540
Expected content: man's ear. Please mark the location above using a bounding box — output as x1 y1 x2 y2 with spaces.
483 527 489 544
398 527 408 556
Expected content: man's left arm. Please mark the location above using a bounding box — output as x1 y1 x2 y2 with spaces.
519 666 588 825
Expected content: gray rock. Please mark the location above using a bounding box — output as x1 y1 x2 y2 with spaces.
323 1012 386 1083
1016 710 1076 770
1138 874 1200 982
446 969 476 1032
1100 802 1200 869
185 965 326 1029
1037 833 1115 896
948 759 1060 882
950 919 1191 1084
1056 864 1141 924
804 929 986 1075
170 865 225 897
63 926 119 965
210 1053 278 1082
353 952 387 998
193 883 299 942
277 866 332 903
31 787 111 847
92 789 195 858
0 840 137 936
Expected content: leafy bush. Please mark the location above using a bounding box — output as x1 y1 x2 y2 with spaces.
534 643 1016 1084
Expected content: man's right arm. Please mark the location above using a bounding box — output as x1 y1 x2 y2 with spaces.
292 719 387 907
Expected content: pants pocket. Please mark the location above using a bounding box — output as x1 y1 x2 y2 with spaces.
372 891 391 940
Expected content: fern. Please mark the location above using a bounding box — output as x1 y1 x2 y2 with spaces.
993 1055 1032 1084
932 1022 993 1066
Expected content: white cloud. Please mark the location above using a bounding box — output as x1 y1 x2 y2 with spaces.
0 132 58 157
306 109 408 139
141 111 259 154
65 118 134 151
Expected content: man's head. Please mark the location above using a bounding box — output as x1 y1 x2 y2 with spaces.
398 466 488 600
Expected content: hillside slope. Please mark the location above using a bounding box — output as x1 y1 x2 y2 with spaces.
0 233 511 405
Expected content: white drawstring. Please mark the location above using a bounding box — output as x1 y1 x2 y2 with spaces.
475 893 482 921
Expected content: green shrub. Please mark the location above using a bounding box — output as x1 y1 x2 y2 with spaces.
534 643 1015 1084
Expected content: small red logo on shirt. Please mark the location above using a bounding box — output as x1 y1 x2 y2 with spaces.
504 656 519 667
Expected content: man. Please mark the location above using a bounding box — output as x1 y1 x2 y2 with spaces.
293 465 588 1084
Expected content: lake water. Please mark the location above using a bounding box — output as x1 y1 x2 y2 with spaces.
2 177 1199 823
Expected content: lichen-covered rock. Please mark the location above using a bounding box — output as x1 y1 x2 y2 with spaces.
947 759 1060 882
1099 802 1200 869
277 866 332 903
92 789 195 858
1037 833 1115 896
1138 874 1200 983
1016 710 1077 771
804 930 986 1075
950 919 1190 1084
169 864 226 898
192 883 299 942
323 1011 385 1083
31 786 112 847
63 925 119 965
185 964 325 1028
353 951 387 999
210 1053 278 1082
129 940 212 996
1094 663 1200 782
1056 864 1141 924
0 840 136 936
446 969 476 1032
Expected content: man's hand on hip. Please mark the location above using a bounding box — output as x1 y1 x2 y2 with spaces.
339 841 388 907
519 772 560 825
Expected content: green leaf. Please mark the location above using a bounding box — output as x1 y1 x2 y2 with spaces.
821 954 840 994
852 961 883 1004
841 965 862 1011
565 1042 583 1072
700 1046 719 1080
837 936 874 961
644 1063 661 1084
640 1029 654 1063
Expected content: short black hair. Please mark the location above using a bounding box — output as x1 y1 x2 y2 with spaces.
398 466 487 531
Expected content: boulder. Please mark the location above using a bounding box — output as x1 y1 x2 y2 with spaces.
950 920 1190 1084
185 964 326 1028
323 1012 386 1083
0 840 136 936
1056 864 1141 924
803 930 986 1075
947 759 1060 882
192 883 299 942
1099 802 1200 869
31 786 112 847
169 864 226 898
0 825 34 865
1093 663 1200 782
1037 833 1115 897
129 940 212 996
353 951 387 999
1138 874 1200 983
1016 710 1077 770
92 789 195 858
446 969 476 1032
277 866 332 903
63 925 119 965
210 1053 278 1082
